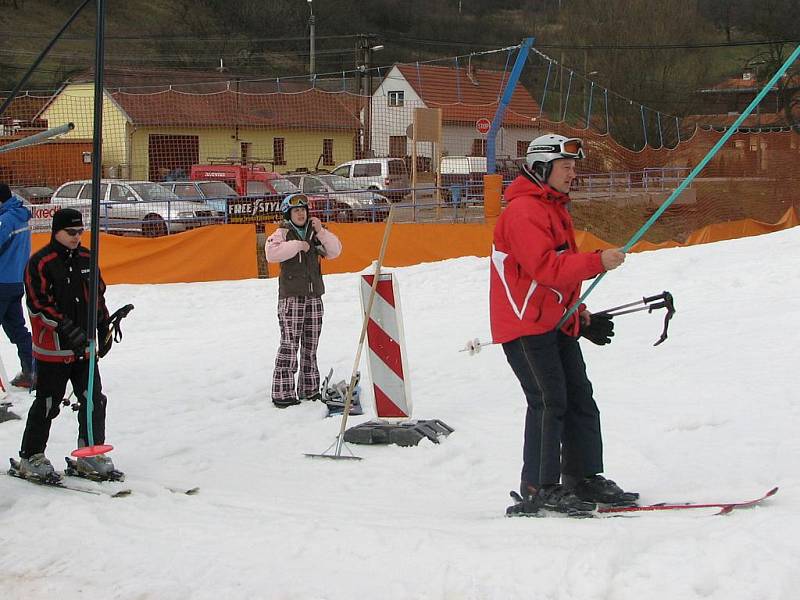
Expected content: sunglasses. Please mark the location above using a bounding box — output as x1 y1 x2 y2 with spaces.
286 194 308 207
63 228 84 237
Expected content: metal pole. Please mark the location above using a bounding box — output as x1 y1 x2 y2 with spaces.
332 205 396 457
308 0 315 76
557 43 800 329
365 43 372 156
486 37 534 174
0 123 74 154
84 0 107 449
0 0 92 119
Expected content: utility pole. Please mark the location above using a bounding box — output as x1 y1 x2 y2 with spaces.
355 36 364 157
363 37 372 156
356 35 383 157
308 0 315 77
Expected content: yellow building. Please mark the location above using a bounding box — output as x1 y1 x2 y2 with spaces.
39 83 362 181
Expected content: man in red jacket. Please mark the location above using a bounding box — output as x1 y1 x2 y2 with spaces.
490 134 636 515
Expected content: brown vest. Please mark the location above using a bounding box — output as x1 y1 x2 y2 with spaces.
278 224 325 299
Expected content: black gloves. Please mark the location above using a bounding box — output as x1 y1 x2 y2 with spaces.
580 314 614 346
57 318 88 356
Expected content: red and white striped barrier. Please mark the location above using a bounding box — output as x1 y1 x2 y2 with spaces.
360 272 412 420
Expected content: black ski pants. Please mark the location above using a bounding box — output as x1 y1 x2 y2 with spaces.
503 331 603 487
20 359 106 458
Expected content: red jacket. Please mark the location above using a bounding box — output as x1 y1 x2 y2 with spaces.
489 175 605 343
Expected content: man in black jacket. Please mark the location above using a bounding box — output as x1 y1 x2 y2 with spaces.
16 208 116 482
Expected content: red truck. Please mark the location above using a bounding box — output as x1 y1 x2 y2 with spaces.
189 164 296 197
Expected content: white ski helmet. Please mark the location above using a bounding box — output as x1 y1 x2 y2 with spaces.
524 134 585 185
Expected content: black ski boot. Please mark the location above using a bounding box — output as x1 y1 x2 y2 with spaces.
570 475 639 506
272 397 301 409
506 492 541 517
536 484 596 515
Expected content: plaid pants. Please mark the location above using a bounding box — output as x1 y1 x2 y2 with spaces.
272 296 324 402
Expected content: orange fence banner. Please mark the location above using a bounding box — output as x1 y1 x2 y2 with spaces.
28 209 798 285
265 222 496 277
684 207 799 246
31 225 258 284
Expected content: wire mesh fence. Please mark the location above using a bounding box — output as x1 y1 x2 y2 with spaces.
1 43 798 244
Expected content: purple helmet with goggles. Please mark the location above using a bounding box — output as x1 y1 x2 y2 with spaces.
523 134 585 186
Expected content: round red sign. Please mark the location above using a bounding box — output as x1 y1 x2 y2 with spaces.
476 118 491 135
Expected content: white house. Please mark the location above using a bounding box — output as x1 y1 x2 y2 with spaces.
369 63 543 160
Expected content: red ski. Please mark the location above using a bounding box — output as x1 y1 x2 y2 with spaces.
598 487 779 516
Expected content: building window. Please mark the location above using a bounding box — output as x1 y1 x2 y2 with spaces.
388 91 405 107
517 140 531 158
322 139 334 166
471 138 487 157
389 135 407 158
273 138 286 166
147 134 199 182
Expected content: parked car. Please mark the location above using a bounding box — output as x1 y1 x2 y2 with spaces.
11 185 54 204
160 180 239 213
439 156 488 204
330 158 409 201
50 179 225 236
283 174 390 222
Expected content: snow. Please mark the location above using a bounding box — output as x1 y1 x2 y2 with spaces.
1 228 799 600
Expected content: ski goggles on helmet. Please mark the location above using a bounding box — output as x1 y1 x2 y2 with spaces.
528 138 585 159
281 193 309 212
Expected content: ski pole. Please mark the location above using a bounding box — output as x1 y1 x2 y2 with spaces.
594 292 669 316
595 291 676 346
557 43 800 329
333 204 396 457
459 338 498 355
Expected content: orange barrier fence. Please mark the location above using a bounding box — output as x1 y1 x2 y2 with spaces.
264 222 497 278
31 224 258 284
271 207 799 276
29 210 798 284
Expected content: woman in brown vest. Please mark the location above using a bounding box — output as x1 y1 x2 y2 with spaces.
266 194 342 408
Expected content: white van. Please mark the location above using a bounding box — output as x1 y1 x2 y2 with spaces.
440 156 487 204
331 158 409 201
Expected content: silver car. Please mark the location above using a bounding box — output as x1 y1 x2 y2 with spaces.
50 180 225 236
159 180 239 213
330 158 409 201
284 174 390 222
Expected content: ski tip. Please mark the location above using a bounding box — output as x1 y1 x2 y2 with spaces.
766 486 779 497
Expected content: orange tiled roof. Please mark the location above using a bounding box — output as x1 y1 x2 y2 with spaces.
393 63 539 126
698 73 791 93
108 88 362 131
0 94 51 124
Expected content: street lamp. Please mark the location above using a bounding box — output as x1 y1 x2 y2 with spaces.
308 0 315 76
359 41 383 156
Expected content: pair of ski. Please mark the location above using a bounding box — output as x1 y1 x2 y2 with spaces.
7 458 199 498
507 486 779 518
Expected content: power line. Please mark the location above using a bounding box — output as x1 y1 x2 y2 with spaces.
1 33 375 42
383 34 800 51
